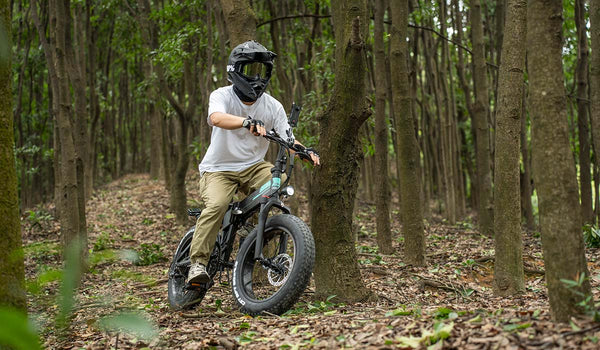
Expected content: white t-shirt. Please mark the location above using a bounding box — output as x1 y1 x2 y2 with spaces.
198 86 293 174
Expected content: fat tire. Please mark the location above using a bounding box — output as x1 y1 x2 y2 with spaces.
232 214 315 316
167 228 207 310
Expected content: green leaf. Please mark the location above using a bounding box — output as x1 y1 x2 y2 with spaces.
0 308 41 350
503 322 531 332
467 315 482 323
385 308 413 317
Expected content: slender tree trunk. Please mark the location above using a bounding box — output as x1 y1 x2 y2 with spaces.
52 0 87 258
493 0 526 297
0 0 27 311
374 0 392 254
527 0 592 322
589 0 600 225
391 0 425 266
520 90 535 231
575 0 594 225
311 1 372 302
471 0 494 236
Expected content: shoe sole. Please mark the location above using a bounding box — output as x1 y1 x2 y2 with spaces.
187 273 210 284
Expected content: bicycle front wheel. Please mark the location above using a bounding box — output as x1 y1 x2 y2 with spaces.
232 214 315 316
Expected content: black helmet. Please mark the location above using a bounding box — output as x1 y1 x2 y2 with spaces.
227 40 277 103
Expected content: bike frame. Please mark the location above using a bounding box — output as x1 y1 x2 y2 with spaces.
196 107 305 275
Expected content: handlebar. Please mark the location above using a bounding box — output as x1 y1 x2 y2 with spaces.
263 131 315 165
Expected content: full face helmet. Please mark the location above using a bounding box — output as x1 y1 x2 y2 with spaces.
227 40 277 103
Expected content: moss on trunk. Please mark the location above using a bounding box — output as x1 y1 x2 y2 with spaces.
0 0 27 311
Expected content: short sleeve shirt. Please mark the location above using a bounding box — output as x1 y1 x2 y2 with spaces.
198 86 292 174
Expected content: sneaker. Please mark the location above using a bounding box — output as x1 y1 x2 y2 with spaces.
187 263 210 284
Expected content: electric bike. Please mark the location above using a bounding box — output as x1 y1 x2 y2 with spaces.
167 104 316 315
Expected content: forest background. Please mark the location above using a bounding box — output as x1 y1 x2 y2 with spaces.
2 0 600 348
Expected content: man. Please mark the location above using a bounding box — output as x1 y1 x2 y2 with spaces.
187 40 320 284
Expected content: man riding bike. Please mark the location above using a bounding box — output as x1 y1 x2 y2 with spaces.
187 40 320 285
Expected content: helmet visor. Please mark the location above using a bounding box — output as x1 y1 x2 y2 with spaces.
240 62 271 80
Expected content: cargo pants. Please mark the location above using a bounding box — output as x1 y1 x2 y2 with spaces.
189 161 274 266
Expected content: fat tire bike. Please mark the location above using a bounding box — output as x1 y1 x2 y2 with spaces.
167 104 316 316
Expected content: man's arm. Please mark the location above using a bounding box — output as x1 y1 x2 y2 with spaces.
210 112 266 136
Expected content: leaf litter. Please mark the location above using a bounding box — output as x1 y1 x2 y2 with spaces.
21 174 600 349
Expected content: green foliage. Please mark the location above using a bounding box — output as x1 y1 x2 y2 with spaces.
23 241 60 261
560 273 600 321
25 208 54 228
583 224 600 248
93 232 114 251
26 267 62 295
97 312 158 341
283 295 341 316
0 308 41 350
134 243 166 266
396 321 454 348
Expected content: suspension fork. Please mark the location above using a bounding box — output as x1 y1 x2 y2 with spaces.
253 196 291 261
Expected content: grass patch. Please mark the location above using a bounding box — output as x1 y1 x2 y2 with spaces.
24 241 60 261
111 269 156 286
89 249 118 267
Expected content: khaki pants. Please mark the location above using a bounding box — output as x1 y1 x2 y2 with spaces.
190 161 274 265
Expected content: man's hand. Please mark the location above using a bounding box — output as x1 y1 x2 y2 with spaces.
242 117 266 136
305 147 321 166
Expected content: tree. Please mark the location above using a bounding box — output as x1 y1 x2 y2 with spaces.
310 0 372 302
219 0 257 46
527 0 592 321
470 0 494 237
32 0 87 258
493 0 526 297
390 0 425 266
373 0 392 255
0 0 26 311
591 0 600 225
575 0 594 225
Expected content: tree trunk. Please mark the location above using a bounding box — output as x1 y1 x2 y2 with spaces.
575 0 594 225
527 0 592 322
374 0 392 255
520 90 535 231
589 0 600 225
391 0 425 266
219 0 257 46
0 0 27 311
493 0 526 297
471 0 494 237
310 1 372 302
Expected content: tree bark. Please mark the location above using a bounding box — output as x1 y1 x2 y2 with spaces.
374 0 392 255
0 0 27 311
527 0 592 322
471 0 494 237
575 0 594 225
391 0 425 266
493 0 526 297
310 1 372 302
219 0 257 46
520 90 535 231
589 0 600 225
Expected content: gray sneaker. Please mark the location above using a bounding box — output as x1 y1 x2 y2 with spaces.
187 263 210 284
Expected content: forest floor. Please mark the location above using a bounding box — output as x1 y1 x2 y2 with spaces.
22 173 600 349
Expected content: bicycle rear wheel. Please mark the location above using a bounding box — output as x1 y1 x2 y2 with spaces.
232 214 315 316
168 228 208 310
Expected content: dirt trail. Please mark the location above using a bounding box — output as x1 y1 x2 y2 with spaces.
23 174 600 349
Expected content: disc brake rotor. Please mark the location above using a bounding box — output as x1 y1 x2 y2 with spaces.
267 254 293 286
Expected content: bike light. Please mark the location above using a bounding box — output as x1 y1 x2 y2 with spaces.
281 186 295 197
